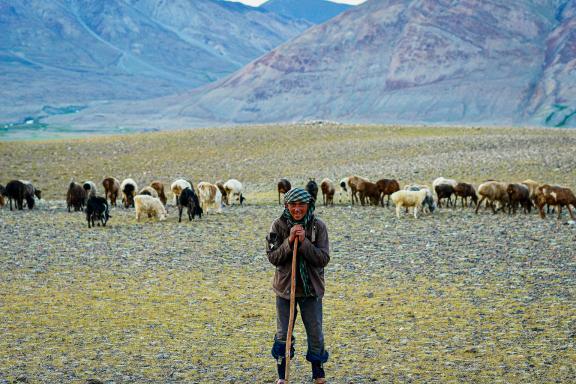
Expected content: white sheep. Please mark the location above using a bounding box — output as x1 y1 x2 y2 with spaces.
171 179 192 204
138 186 159 199
198 181 223 214
120 178 138 208
134 195 167 222
391 189 435 219
223 179 245 206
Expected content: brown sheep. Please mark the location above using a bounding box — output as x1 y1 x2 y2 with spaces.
67 181 87 212
475 181 510 214
102 177 120 207
454 182 478 208
150 181 167 206
506 183 532 214
434 184 455 208
341 175 370 205
521 179 540 203
320 178 335 206
376 179 400 207
535 184 576 220
216 181 228 205
277 178 291 205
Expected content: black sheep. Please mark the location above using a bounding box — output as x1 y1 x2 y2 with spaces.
435 184 455 208
5 180 41 210
178 187 203 222
305 179 318 202
67 182 87 212
86 196 111 228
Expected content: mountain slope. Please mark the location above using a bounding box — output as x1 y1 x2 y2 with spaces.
261 0 352 24
0 0 310 121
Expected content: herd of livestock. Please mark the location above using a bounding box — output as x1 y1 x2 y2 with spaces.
0 175 575 227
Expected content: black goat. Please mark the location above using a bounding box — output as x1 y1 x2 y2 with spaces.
86 196 111 228
67 181 87 212
305 179 318 202
5 180 41 210
178 187 203 222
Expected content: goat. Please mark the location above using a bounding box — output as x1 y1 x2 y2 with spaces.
435 184 455 208
86 196 110 228
535 184 576 220
357 180 380 206
178 187 203 222
134 195 167 222
277 178 292 205
376 179 400 207
507 183 532 214
83 181 97 201
102 177 120 207
216 181 228 205
120 178 138 208
475 181 510 214
223 179 245 206
171 179 192 204
5 180 41 210
454 182 478 208
305 179 319 202
150 181 167 206
340 176 369 205
67 181 87 212
391 189 435 219
198 182 223 214
320 178 335 206
138 186 159 199
0 184 5 208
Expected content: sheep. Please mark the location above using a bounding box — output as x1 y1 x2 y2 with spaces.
198 181 223 214
120 178 138 208
432 177 457 189
340 176 370 205
507 183 532 214
475 181 510 214
320 178 335 206
171 179 192 204
357 180 380 206
277 178 291 205
86 196 111 228
178 187 203 222
138 186 159 198
521 179 540 204
66 181 87 212
134 195 167 222
5 180 41 210
435 184 455 208
391 189 435 219
535 184 576 220
454 182 478 208
83 181 97 200
150 181 167 206
376 179 400 207
305 179 319 202
223 179 246 206
102 177 120 207
402 184 435 213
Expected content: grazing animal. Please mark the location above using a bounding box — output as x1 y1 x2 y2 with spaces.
83 181 97 200
134 195 167 222
5 180 41 210
391 189 435 219
320 178 335 206
120 178 138 208
376 179 400 207
0 184 5 208
357 180 380 206
277 178 291 205
507 183 532 214
521 179 540 204
454 182 478 208
85 196 110 228
171 179 192 204
475 181 510 214
178 187 203 222
223 179 246 206
340 176 370 205
216 181 228 205
66 181 87 212
435 184 455 208
102 177 120 206
138 186 159 198
535 184 576 220
197 182 223 214
150 181 167 206
305 179 319 202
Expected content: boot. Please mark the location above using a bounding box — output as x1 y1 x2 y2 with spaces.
311 361 326 382
276 357 286 381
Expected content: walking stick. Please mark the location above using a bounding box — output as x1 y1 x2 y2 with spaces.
285 237 298 383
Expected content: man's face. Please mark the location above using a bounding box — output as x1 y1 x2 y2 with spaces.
287 201 308 221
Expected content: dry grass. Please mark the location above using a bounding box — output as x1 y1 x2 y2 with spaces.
1 124 575 383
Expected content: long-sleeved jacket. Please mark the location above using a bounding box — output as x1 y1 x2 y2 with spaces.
266 216 330 299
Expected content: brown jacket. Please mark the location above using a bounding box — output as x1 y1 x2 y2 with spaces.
266 216 330 300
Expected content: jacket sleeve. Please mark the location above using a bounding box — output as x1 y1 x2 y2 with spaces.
266 220 293 266
299 222 330 268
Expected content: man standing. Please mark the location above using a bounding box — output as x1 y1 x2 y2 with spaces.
266 187 330 384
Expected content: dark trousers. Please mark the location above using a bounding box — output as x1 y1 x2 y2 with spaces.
272 296 329 368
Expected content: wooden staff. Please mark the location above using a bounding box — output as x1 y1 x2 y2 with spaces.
285 237 298 383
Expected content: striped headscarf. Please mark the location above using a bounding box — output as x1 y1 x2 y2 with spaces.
282 187 315 297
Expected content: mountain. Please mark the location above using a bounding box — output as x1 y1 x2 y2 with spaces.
0 0 310 122
261 0 352 24
41 0 576 129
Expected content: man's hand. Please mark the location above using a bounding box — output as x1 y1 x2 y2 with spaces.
289 225 305 244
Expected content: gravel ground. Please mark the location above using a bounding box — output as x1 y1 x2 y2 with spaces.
1 124 575 383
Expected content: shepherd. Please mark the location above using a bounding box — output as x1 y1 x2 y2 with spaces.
266 187 330 384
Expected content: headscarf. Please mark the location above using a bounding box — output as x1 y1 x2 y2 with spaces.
281 187 315 296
